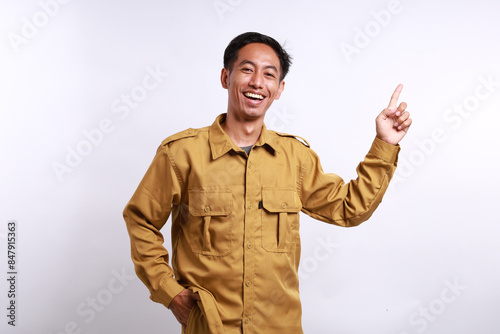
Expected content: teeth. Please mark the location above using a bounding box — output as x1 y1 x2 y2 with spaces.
244 92 264 100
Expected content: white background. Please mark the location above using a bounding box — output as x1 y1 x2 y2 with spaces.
1 0 499 333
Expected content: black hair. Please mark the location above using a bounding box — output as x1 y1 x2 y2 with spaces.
223 32 292 82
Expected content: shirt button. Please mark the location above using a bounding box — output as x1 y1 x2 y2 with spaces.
244 318 250 324
247 242 253 249
281 202 287 209
188 129 194 134
248 203 253 210
248 162 252 169
204 206 210 212
245 281 252 287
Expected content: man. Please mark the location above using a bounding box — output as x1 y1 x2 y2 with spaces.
123 32 411 334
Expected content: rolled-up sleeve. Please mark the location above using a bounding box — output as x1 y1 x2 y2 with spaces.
300 137 400 227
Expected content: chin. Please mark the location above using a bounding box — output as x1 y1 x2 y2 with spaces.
244 111 266 120
238 108 266 119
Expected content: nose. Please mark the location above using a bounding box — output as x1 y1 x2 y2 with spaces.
248 71 264 89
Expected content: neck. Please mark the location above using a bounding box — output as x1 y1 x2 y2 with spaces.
221 112 264 147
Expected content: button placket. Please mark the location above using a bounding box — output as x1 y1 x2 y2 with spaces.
243 150 258 331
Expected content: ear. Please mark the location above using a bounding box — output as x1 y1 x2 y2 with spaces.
274 80 285 100
220 68 229 89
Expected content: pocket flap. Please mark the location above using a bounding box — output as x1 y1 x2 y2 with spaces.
262 188 301 213
189 189 233 216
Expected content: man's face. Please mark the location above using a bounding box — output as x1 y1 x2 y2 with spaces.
221 43 285 121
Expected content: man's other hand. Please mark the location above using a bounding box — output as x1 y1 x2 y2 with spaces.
376 84 412 145
169 289 201 326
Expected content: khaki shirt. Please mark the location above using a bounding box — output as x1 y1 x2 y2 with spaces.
124 114 400 334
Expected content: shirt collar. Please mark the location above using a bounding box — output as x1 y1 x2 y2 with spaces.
209 113 278 160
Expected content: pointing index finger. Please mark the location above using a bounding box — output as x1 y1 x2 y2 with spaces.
388 84 403 110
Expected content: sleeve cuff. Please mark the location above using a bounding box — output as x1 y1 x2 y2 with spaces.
151 276 186 309
369 137 401 163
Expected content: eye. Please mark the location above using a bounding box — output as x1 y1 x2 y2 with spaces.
265 72 276 78
242 67 252 73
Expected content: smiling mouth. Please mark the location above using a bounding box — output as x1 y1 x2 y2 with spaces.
244 92 265 100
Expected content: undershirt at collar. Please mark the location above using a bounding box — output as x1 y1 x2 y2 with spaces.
240 145 252 155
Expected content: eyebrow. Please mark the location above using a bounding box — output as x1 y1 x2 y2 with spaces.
238 60 278 73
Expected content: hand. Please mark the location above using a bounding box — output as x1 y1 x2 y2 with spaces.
169 289 201 326
375 84 412 145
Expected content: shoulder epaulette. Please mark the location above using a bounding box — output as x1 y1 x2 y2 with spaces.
161 128 198 147
275 132 310 147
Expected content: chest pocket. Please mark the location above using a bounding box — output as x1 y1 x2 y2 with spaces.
261 188 301 253
188 189 233 256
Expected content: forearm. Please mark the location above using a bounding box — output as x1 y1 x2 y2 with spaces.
301 137 400 226
124 194 185 308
